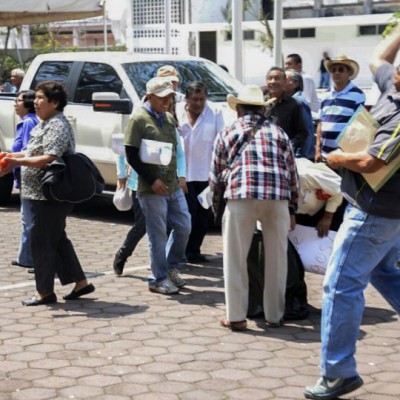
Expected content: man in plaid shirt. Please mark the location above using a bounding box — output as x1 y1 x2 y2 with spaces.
209 85 299 331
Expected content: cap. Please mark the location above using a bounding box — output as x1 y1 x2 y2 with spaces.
146 77 176 97
157 65 179 82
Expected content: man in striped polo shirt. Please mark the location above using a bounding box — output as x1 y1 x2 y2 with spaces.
315 55 366 161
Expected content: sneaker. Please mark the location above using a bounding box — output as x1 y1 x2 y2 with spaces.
148 279 180 295
304 375 363 400
168 268 186 288
113 251 126 276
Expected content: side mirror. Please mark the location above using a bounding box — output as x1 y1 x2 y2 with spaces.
92 92 133 114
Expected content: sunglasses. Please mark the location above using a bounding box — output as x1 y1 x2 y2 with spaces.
330 66 348 74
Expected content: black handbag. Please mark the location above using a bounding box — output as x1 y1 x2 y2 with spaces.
40 152 105 203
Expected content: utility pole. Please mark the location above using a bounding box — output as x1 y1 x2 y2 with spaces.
232 0 243 82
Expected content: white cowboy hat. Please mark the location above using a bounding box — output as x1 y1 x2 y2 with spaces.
227 85 274 111
324 55 360 80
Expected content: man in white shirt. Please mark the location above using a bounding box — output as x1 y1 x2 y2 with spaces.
285 53 320 114
176 81 225 263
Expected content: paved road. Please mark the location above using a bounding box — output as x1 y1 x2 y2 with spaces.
1 194 399 399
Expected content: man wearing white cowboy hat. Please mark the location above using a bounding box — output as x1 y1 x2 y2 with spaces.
209 84 299 331
315 55 365 161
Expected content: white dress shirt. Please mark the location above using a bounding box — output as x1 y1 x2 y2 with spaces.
302 72 321 114
177 101 225 182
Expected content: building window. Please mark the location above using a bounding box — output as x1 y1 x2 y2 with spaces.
283 28 316 39
224 30 256 41
359 25 387 36
133 0 182 25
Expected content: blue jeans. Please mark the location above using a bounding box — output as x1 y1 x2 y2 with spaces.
319 72 330 89
18 198 34 266
138 189 191 285
321 205 400 379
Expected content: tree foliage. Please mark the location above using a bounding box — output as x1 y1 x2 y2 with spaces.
382 11 400 38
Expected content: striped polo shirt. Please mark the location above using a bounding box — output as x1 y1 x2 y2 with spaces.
320 81 365 155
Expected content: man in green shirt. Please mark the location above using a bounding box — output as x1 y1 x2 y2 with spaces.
124 77 191 294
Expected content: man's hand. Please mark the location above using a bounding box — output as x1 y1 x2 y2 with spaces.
178 177 188 194
326 149 344 169
290 215 296 231
316 212 333 237
151 178 169 195
117 178 127 190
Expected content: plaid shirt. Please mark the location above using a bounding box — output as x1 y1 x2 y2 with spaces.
209 114 299 210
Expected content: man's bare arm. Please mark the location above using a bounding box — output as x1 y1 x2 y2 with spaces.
326 149 385 173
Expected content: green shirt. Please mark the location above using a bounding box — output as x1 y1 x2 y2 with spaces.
124 107 178 194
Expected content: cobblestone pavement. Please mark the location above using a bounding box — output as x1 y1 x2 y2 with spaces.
1 195 399 400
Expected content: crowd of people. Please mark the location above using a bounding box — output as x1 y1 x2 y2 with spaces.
0 25 400 400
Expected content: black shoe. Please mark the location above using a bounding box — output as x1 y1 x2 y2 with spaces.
304 375 363 400
11 260 32 268
63 283 95 300
113 252 126 276
186 253 208 263
22 293 57 306
266 318 283 328
27 269 35 274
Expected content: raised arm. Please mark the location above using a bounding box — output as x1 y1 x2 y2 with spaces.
370 25 400 75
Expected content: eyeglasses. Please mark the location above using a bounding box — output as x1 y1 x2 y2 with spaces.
330 66 348 74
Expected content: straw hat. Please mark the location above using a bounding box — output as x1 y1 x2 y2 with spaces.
146 77 176 97
227 85 273 111
157 65 179 82
324 55 360 80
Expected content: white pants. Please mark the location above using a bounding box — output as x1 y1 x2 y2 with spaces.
222 198 290 323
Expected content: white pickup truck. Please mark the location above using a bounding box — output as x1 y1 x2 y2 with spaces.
0 52 242 203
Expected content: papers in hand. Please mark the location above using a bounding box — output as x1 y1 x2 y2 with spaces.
197 186 212 209
338 105 399 192
139 139 173 166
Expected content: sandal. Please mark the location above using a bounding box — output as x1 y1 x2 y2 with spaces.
220 319 247 331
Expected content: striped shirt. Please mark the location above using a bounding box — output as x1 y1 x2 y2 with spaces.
209 114 299 210
320 81 365 155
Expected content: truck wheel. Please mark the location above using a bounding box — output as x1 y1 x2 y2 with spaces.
0 173 14 205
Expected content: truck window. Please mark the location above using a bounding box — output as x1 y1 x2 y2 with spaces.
74 62 123 104
31 61 73 89
122 60 242 102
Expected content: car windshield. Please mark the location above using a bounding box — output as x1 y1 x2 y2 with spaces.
122 60 243 102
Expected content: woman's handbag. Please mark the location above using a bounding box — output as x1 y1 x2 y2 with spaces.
113 186 133 211
40 153 105 203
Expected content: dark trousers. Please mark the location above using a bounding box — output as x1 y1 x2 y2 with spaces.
27 199 86 293
185 181 211 256
118 191 147 259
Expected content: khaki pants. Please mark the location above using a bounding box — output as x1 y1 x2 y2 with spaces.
222 198 290 323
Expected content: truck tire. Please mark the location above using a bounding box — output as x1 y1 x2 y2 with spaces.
0 173 14 205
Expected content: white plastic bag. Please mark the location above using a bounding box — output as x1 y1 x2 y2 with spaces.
112 186 133 211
